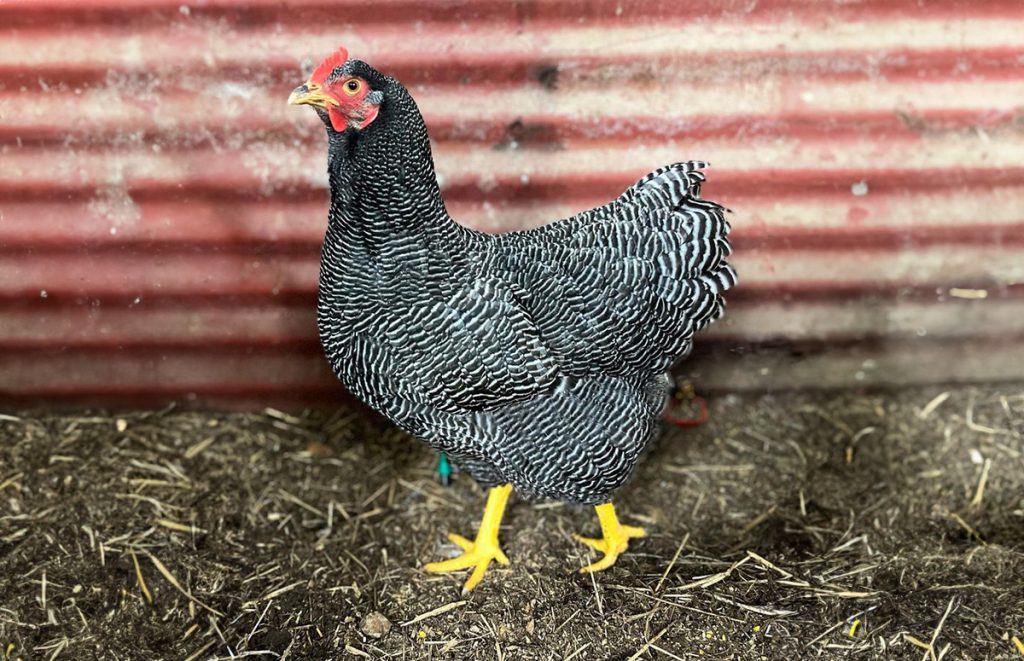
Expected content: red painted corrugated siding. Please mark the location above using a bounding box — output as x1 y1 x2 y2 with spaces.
2 0 1023 409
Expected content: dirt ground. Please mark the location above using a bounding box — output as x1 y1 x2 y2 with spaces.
1 385 1023 660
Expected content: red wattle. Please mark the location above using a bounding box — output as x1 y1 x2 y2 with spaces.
328 108 348 132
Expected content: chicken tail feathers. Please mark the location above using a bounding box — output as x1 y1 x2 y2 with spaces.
618 160 712 211
703 262 738 296
623 161 737 336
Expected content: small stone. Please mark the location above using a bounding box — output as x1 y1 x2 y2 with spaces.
360 611 391 639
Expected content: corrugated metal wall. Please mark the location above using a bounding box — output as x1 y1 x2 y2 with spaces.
2 0 1022 409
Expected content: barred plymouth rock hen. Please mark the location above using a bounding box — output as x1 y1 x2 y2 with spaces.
289 46 737 592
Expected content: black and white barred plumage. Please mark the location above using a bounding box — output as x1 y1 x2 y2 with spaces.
313 60 736 505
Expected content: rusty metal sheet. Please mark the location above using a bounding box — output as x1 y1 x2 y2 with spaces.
1 0 1022 408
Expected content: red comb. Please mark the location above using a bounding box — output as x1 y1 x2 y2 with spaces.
310 46 350 84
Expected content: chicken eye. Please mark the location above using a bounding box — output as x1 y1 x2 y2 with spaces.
343 79 362 95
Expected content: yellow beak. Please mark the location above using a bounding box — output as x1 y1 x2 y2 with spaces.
287 82 338 109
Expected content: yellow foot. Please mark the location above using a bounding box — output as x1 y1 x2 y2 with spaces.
423 531 509 592
423 484 513 593
574 502 646 573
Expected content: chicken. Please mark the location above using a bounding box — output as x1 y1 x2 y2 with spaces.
289 47 737 592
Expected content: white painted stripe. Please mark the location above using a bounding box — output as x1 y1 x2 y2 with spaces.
451 187 1024 233
4 132 1023 191
7 185 1021 242
4 77 1023 130
706 298 1024 340
683 340 1024 390
1 246 1020 294
6 19 1024 67
732 244 1024 286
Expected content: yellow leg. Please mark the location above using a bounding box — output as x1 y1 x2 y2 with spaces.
423 484 513 593
573 502 646 573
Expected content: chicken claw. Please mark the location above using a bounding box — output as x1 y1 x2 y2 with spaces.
424 484 512 592
574 502 646 573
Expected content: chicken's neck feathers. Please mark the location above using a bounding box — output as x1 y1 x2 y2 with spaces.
317 81 482 347
323 83 460 251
